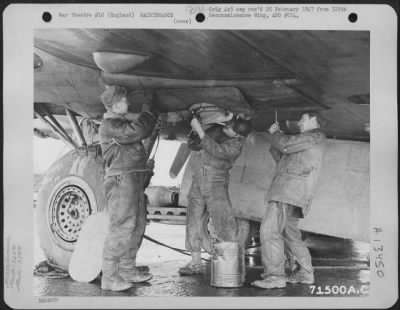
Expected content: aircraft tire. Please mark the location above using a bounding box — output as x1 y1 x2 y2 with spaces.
201 215 250 254
35 150 106 270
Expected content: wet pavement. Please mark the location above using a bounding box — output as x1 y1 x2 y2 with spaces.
34 261 370 297
34 222 370 297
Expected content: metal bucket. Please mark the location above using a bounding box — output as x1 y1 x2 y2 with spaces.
210 242 244 288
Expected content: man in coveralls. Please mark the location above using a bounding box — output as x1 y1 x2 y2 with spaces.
99 85 158 291
252 112 326 289
179 116 252 275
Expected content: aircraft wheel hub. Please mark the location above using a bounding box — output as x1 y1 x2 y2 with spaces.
50 185 91 243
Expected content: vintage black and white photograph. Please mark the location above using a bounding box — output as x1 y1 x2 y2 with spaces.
32 28 371 297
3 3 398 309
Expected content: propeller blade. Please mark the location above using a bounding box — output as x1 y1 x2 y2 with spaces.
169 143 191 179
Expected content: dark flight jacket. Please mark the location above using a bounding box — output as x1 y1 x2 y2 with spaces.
199 134 243 170
99 111 157 177
267 129 326 216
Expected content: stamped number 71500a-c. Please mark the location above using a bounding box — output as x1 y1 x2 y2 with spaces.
310 285 369 296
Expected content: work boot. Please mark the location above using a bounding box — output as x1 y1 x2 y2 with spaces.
251 276 286 289
119 258 152 282
101 274 133 291
119 268 153 283
135 265 150 273
119 258 150 273
179 251 202 275
178 262 203 275
101 259 133 291
286 267 314 284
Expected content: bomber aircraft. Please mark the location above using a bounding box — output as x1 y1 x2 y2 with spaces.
34 29 370 270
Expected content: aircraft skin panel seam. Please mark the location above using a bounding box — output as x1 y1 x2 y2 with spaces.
288 84 330 110
110 71 296 81
228 32 329 109
230 31 300 80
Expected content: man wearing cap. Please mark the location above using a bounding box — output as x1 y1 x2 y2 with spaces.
99 85 158 291
252 112 326 289
179 116 252 275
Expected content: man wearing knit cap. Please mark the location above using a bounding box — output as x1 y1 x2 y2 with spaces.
99 85 158 291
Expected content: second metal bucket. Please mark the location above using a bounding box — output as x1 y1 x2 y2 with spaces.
210 242 244 288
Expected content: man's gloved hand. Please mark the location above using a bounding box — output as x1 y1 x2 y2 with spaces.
268 123 280 134
142 94 159 116
124 113 139 121
188 131 202 151
191 118 205 138
142 101 158 114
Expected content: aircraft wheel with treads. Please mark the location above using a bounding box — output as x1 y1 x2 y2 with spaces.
35 150 106 270
200 215 250 254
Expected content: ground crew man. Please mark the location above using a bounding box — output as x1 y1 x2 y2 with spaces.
99 85 158 291
252 112 326 289
179 116 252 275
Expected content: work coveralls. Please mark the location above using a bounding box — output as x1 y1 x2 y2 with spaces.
185 132 243 252
261 129 326 278
99 110 157 282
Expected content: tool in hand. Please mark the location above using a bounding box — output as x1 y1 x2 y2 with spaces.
188 111 200 137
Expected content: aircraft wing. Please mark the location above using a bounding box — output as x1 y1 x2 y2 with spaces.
34 29 369 141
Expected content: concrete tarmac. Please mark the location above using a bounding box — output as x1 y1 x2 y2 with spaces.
34 222 370 297
34 261 370 297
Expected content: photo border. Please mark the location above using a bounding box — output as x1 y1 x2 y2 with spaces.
3 2 398 309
